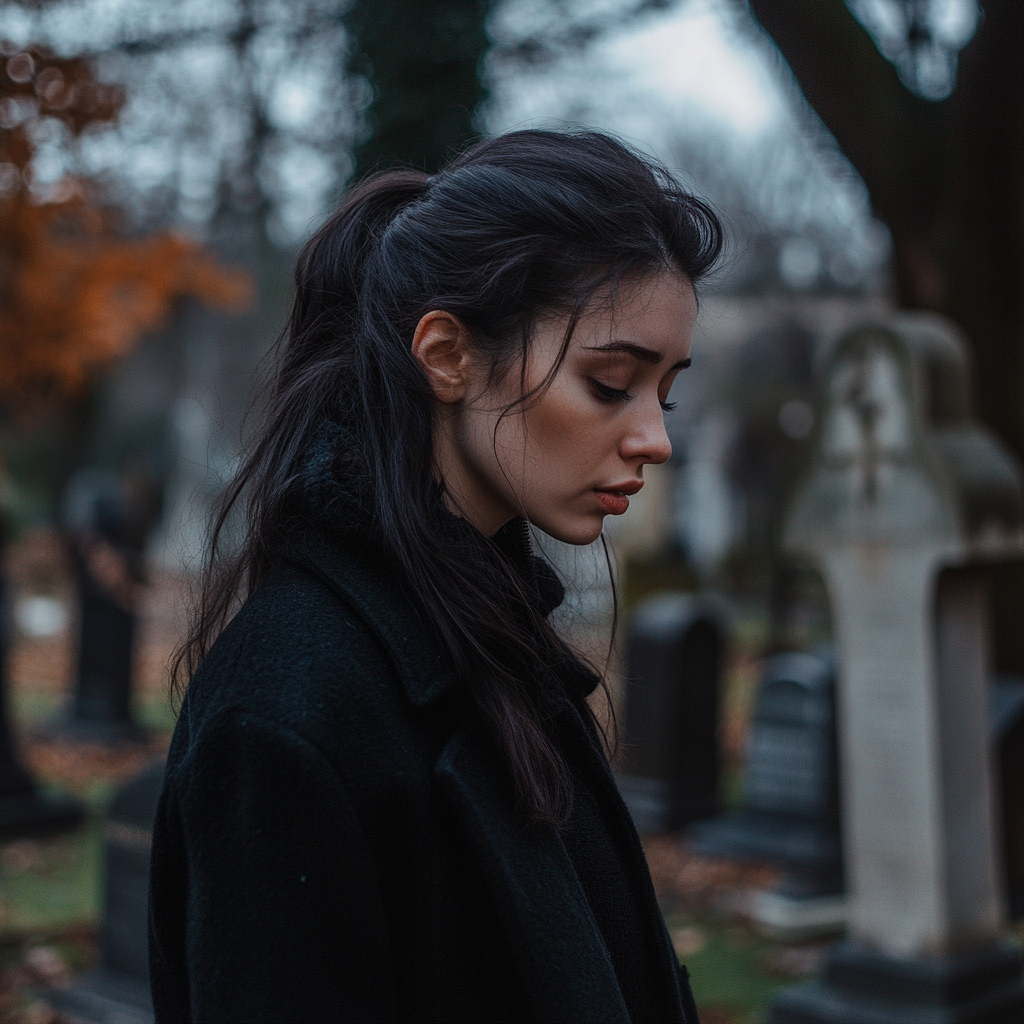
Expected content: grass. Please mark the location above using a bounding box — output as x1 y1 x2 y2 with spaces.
11 690 178 736
0 819 102 934
682 923 792 1023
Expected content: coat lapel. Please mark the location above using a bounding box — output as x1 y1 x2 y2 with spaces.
435 721 631 1024
558 695 690 1021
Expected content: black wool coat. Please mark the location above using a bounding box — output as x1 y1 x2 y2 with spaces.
148 429 700 1024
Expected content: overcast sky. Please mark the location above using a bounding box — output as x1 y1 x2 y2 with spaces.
2 0 892 290
484 0 890 292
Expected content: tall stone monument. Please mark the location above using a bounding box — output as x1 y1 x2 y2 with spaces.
771 313 1024 1022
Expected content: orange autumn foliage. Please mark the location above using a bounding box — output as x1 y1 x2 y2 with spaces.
0 45 252 407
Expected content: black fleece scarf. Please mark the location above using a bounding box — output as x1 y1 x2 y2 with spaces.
295 418 587 681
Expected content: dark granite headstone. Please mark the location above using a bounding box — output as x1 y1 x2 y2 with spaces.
688 650 842 894
993 676 1024 920
62 469 146 744
46 759 162 1024
616 593 725 833
72 585 138 738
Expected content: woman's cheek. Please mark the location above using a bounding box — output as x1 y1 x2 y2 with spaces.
538 386 599 449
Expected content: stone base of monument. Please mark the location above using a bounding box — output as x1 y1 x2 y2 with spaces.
769 940 1024 1024
752 892 847 942
0 788 84 839
750 867 847 941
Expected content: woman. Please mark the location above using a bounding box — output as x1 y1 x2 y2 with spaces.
149 129 721 1023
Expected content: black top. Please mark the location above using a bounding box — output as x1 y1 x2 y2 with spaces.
148 422 699 1023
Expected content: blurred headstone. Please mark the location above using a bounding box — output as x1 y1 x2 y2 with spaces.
694 657 1022 941
46 759 162 1024
0 515 83 838
992 676 1024 920
616 593 725 833
772 315 1024 1023
688 651 844 938
61 469 152 744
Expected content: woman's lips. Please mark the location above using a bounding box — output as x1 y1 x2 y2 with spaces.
593 482 642 515
594 490 630 515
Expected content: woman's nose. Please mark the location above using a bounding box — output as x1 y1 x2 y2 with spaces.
620 400 672 466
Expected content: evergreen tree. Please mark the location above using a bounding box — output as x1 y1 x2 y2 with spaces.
345 0 493 177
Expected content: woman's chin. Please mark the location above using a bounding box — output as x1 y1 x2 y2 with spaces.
532 513 606 547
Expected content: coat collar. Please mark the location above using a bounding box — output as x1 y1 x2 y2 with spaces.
283 524 460 707
285 521 602 710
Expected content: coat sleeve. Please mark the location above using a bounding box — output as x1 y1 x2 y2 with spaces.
149 710 397 1023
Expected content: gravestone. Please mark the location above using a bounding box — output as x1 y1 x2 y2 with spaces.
695 655 1024 940
992 676 1024 920
47 758 162 1024
62 469 147 744
771 314 1024 1023
688 650 844 937
616 593 725 833
0 517 83 837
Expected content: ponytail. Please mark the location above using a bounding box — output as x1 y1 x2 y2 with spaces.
290 171 429 332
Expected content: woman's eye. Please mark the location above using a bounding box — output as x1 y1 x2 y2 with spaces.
660 400 677 413
591 380 633 403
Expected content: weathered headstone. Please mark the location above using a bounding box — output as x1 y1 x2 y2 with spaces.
0 517 83 837
616 593 725 833
46 758 162 1024
62 469 146 744
771 313 1024 1022
696 656 1023 940
688 650 844 937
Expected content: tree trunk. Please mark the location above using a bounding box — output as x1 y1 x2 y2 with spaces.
745 0 1022 462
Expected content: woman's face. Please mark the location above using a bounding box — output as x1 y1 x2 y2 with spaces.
434 270 697 545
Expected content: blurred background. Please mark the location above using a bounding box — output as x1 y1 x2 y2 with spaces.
0 1 1020 1022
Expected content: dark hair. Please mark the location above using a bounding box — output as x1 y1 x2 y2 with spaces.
173 129 722 824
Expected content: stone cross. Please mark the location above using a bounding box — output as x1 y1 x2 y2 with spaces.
775 313 1024 1021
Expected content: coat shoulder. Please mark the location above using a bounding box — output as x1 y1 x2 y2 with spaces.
173 557 415 774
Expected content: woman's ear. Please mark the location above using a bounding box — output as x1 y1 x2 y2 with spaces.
411 311 474 404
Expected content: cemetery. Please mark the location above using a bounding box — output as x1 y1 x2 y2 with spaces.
0 309 1020 1024
1 1 1022 1022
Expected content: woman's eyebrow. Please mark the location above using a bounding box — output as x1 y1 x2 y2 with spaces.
584 341 691 370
